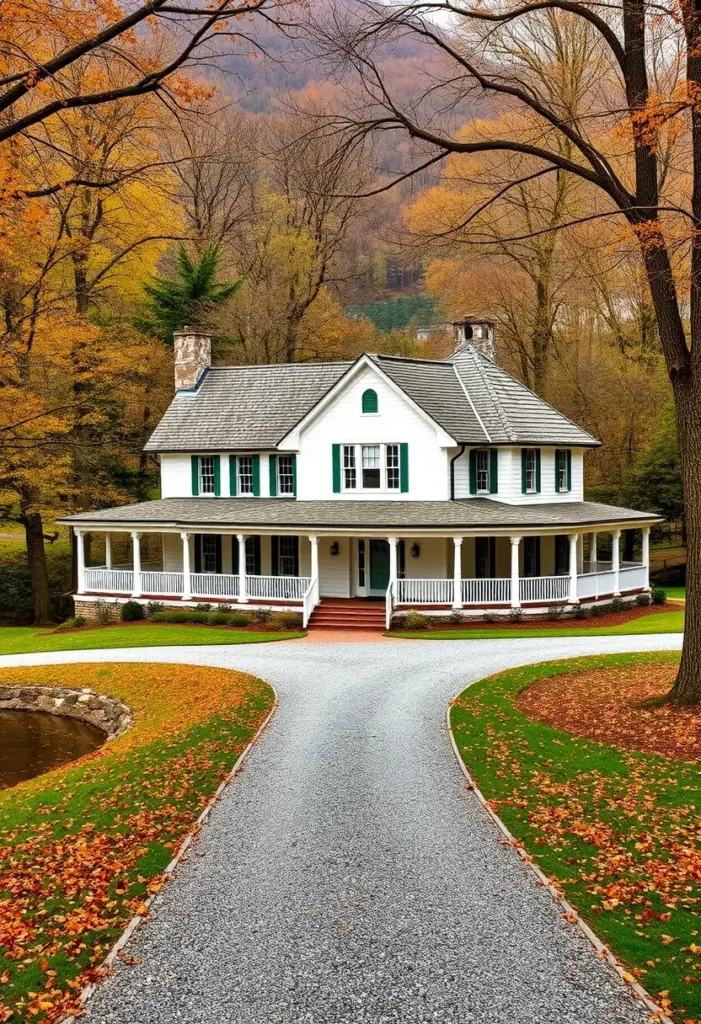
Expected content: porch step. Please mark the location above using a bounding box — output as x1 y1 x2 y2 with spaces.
308 599 386 631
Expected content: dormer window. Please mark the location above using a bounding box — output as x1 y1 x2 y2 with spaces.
199 456 215 495
362 388 378 414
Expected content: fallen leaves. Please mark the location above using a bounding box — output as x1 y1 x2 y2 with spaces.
0 663 274 1023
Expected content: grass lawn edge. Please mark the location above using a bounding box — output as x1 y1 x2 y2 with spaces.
65 684 279 1024
388 610 684 640
446 658 675 1024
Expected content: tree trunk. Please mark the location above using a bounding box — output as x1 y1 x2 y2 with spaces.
668 378 701 704
22 510 55 624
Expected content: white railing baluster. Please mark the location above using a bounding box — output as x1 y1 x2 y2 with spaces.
245 575 311 601
461 578 511 605
84 568 134 593
191 573 240 599
518 575 570 603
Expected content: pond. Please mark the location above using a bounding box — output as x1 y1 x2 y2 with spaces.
0 710 105 789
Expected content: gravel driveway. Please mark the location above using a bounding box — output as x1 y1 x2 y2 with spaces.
1 633 682 1023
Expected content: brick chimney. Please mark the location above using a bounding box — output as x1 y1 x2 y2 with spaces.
453 317 496 361
173 325 212 391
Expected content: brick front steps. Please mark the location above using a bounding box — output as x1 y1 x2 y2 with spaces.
308 599 386 631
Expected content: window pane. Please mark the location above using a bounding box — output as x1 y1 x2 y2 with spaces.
386 444 400 489
558 451 568 491
199 456 215 494
202 534 217 573
238 456 253 494
526 450 536 491
362 445 381 488
245 537 258 575
476 449 489 492
278 536 297 576
278 455 294 495
343 445 356 489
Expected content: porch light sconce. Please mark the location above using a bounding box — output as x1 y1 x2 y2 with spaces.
411 543 420 559
330 542 340 556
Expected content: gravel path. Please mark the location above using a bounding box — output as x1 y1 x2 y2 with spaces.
1 633 682 1023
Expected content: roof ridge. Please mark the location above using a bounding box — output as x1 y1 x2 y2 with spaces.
451 364 491 444
459 347 517 442
206 361 353 372
472 349 599 444
374 354 452 366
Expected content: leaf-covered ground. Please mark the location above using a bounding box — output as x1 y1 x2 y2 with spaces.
0 663 275 1023
450 652 701 1023
0 624 304 656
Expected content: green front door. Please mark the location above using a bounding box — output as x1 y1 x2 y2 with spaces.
369 540 390 593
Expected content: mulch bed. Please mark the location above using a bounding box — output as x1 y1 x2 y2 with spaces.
419 602 677 631
516 662 701 760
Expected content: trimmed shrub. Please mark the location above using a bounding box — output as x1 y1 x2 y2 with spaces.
57 615 86 630
404 611 429 630
218 603 233 613
195 603 212 612
391 613 407 631
590 603 606 617
150 609 209 624
547 604 565 620
508 608 524 623
121 600 145 622
252 607 272 624
483 612 498 623
610 596 625 613
94 600 112 625
650 586 667 606
448 609 463 625
146 601 165 617
207 611 251 626
572 605 591 620
269 610 303 630
635 593 651 607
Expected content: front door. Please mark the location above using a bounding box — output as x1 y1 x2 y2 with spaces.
369 539 390 595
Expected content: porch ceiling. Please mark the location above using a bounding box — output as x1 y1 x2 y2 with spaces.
60 497 661 534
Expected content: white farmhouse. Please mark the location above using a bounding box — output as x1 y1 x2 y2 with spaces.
63 320 660 629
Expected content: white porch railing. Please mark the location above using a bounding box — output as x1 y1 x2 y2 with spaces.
246 574 311 601
462 578 511 605
619 564 647 589
84 568 134 593
191 573 239 599
140 571 184 596
385 580 395 630
395 579 454 605
577 569 617 599
302 577 320 628
519 575 570 603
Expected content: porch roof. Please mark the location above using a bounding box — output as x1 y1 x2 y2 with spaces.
61 498 661 533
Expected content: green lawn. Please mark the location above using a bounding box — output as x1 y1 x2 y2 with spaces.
392 609 684 639
0 662 275 1023
450 651 699 1023
0 623 304 656
664 587 686 601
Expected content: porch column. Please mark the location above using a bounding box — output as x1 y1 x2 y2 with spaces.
612 529 621 596
452 537 463 609
510 536 522 609
131 531 142 598
589 531 597 571
568 532 579 604
388 536 399 588
181 532 192 601
237 534 248 603
105 533 112 570
642 526 651 590
309 534 319 583
76 529 86 595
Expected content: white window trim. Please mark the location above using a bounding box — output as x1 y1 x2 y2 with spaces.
475 448 491 495
277 455 295 497
340 442 402 493
237 455 254 497
199 455 215 496
557 450 570 493
525 449 538 493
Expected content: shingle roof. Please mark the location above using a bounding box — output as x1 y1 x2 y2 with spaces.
144 362 350 451
145 348 599 452
62 498 658 531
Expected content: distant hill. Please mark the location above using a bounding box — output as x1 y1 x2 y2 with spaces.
349 295 438 333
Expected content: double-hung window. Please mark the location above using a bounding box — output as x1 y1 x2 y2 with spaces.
201 534 218 573
525 449 538 492
475 449 490 493
556 449 570 492
386 444 400 490
278 536 297 576
361 444 381 488
278 455 295 495
199 456 215 495
343 445 357 489
238 456 254 495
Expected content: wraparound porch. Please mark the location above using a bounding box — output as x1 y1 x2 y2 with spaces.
74 526 652 629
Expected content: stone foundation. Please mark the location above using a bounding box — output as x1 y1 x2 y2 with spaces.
74 598 123 622
0 685 133 739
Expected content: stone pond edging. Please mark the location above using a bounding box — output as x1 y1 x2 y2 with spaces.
0 684 133 739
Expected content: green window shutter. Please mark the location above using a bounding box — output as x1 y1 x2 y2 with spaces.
400 443 409 493
191 455 199 496
555 450 561 493
271 536 279 575
521 449 527 493
213 455 221 497
535 449 541 493
469 449 477 494
362 388 378 413
332 444 341 493
252 455 260 497
269 455 278 497
567 449 572 491
489 448 498 493
229 455 237 496
291 454 297 496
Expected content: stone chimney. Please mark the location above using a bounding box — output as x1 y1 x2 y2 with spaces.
173 325 212 391
453 317 496 361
